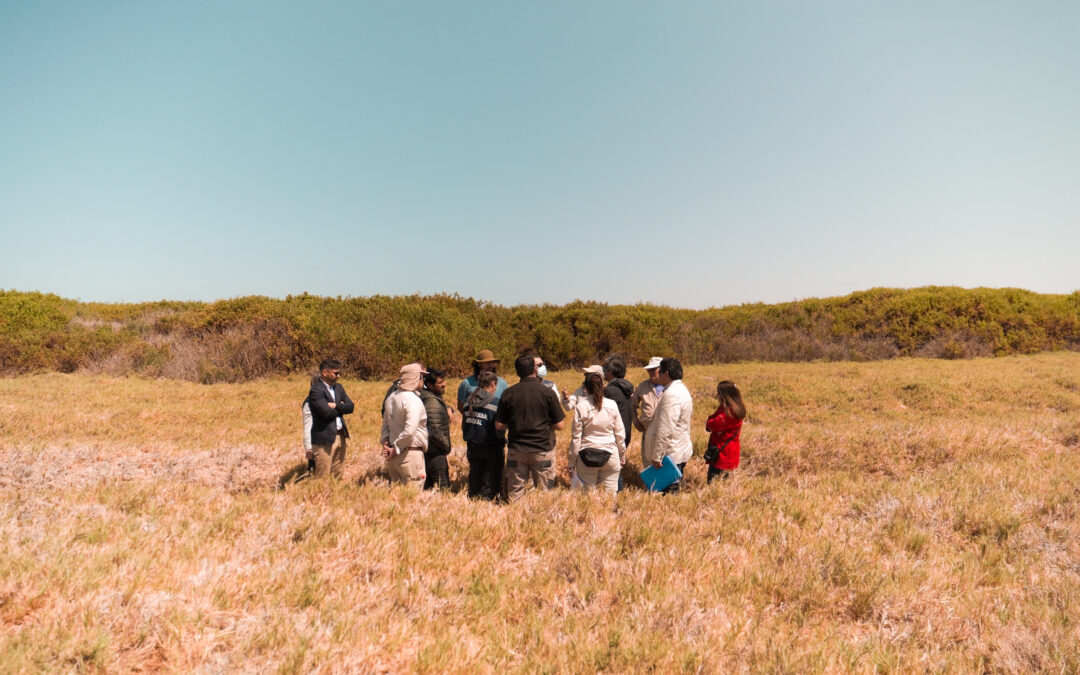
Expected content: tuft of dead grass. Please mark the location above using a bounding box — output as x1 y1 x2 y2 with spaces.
1 354 1079 671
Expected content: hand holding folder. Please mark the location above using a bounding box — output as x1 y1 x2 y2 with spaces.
640 455 682 492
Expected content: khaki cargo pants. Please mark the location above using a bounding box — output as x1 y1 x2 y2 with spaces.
312 433 347 479
505 448 556 502
387 448 426 488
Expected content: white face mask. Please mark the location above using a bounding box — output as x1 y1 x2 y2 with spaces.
537 364 548 378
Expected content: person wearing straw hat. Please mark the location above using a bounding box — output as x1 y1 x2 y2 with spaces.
457 349 508 412
381 362 429 487
631 356 666 466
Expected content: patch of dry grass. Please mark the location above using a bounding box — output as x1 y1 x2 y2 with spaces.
2 354 1079 672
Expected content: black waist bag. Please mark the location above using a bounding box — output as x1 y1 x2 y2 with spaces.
579 448 612 468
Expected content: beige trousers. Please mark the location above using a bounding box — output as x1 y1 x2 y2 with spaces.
387 448 426 487
312 434 347 479
505 449 555 502
572 452 621 494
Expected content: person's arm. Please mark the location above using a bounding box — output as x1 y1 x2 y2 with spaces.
379 399 392 447
630 389 646 432
567 406 583 471
493 395 509 432
308 381 335 420
651 398 674 467
302 401 313 452
613 406 627 463
548 389 567 430
457 379 471 413
336 387 354 416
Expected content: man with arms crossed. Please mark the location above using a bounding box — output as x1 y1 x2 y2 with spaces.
494 354 566 501
308 358 355 479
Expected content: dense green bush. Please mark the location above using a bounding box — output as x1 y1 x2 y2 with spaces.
1 287 1077 381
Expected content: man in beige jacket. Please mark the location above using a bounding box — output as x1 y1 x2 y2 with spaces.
648 358 694 493
631 356 665 465
381 363 429 487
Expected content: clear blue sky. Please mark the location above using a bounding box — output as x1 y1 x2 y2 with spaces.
2 1 1077 309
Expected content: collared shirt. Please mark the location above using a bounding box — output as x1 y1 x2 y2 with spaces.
324 380 342 430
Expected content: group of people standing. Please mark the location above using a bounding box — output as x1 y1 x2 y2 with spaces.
284 350 746 502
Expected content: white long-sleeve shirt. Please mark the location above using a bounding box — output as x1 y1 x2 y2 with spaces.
650 379 693 465
568 396 626 468
381 389 428 453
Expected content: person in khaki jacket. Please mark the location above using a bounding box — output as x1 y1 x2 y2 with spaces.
567 366 627 493
381 363 429 487
630 356 665 465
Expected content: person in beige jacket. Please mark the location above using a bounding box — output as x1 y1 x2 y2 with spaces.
631 356 665 465
381 363 429 487
567 366 627 493
648 358 694 493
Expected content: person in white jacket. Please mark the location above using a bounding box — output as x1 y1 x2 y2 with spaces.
568 366 627 493
649 358 694 493
381 363 429 487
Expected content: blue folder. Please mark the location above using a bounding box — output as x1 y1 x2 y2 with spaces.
640 455 682 492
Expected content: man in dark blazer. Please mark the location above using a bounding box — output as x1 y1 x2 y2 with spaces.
307 358 354 479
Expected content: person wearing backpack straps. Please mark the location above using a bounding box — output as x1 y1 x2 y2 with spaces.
462 370 507 500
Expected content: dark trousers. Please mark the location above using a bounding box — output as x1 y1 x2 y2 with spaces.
661 462 688 494
707 466 731 484
424 453 450 490
467 444 505 501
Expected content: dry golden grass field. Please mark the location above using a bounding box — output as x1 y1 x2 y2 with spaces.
2 354 1079 673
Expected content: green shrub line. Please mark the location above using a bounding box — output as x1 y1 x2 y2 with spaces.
2 287 1078 382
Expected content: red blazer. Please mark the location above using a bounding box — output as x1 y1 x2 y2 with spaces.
705 408 742 470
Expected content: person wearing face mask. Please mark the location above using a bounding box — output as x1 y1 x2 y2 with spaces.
631 357 666 467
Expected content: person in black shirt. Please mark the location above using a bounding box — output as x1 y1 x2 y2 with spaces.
494 354 566 501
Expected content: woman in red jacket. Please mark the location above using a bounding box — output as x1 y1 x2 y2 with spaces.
705 380 746 483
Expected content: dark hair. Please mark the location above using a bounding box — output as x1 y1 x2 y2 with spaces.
514 354 537 378
423 367 445 388
603 354 626 379
659 357 682 380
319 358 342 372
584 373 605 408
716 380 746 420
476 371 498 389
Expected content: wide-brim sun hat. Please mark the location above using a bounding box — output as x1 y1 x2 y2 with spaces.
473 349 500 364
644 356 663 370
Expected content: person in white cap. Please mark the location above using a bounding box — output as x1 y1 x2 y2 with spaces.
567 366 626 493
381 362 429 487
630 356 666 466
560 364 604 411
